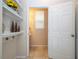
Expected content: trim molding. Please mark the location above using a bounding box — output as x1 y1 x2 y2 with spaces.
31 45 48 47
16 56 26 59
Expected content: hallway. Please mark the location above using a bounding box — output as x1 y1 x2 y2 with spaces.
29 46 48 59
0 0 77 59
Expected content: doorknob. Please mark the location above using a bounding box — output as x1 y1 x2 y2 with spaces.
5 37 9 40
71 34 75 37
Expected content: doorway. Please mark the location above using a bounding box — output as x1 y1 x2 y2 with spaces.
29 8 48 59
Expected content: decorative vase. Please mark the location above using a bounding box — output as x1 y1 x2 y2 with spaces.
15 22 18 32
10 21 15 32
17 25 20 32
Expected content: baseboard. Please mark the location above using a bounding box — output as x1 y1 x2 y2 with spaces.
31 45 48 47
49 56 53 59
16 56 26 59
49 58 53 59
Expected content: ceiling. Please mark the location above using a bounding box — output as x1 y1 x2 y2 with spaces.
27 0 72 5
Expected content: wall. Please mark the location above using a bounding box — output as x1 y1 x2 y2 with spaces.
16 35 27 59
16 0 27 59
75 1 78 59
0 2 2 59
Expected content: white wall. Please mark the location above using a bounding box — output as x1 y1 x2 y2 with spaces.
16 0 27 59
16 35 27 59
0 2 2 59
27 0 71 7
75 2 78 59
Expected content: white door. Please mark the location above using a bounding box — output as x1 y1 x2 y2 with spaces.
48 1 75 59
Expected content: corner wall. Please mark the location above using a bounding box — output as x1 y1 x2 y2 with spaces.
16 0 27 59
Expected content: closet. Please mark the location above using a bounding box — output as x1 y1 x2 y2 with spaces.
0 0 23 59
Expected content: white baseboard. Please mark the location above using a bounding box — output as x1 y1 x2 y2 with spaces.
16 56 26 59
31 45 48 47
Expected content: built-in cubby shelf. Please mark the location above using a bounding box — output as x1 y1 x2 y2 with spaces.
0 0 23 37
0 0 24 59
2 2 23 20
15 0 23 9
0 31 24 37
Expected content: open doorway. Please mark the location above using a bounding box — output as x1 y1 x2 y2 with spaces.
29 8 48 59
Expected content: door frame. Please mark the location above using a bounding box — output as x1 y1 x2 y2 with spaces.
26 6 48 56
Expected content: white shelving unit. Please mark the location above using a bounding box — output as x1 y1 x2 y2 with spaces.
0 31 24 37
2 2 23 20
0 0 23 37
0 0 24 59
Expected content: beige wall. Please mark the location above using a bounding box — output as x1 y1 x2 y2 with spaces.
29 8 48 46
